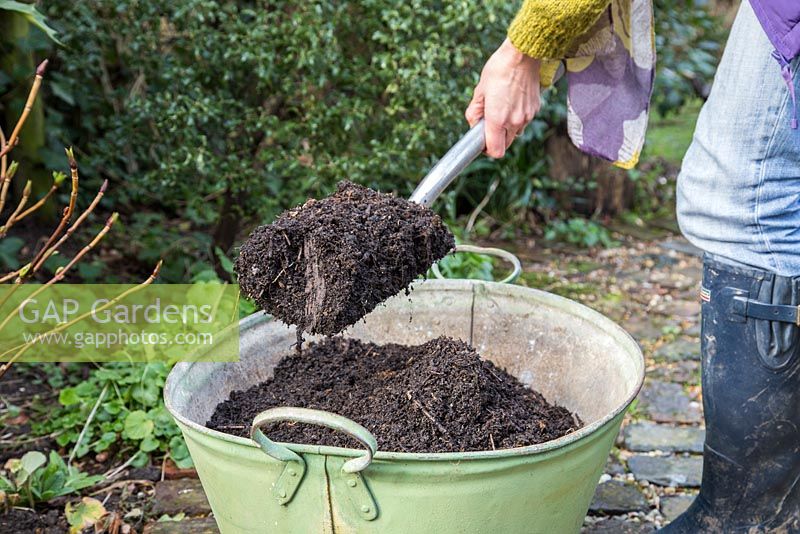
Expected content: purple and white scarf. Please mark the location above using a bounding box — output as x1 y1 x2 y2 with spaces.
541 0 656 169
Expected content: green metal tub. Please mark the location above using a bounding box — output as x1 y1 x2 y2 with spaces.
164 279 644 533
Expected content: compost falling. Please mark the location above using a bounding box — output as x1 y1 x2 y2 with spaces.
207 336 581 453
227 181 582 452
235 181 454 337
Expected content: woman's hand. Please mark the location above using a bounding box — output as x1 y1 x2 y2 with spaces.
465 38 541 159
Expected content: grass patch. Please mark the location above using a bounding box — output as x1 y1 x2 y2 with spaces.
566 260 603 274
599 291 624 306
518 271 597 299
643 100 703 166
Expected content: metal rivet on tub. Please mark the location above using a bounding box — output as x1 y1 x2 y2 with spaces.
277 489 287 498
288 469 297 477
347 479 357 487
361 505 371 514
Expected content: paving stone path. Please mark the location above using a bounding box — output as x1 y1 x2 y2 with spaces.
574 236 704 532
143 236 705 533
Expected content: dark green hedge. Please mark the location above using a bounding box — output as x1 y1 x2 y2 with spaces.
42 2 510 232
27 0 721 279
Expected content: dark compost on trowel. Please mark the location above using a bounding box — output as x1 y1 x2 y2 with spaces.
235 181 454 336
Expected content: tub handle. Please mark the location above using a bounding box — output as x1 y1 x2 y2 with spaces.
251 407 379 516
431 244 522 284
252 407 377 472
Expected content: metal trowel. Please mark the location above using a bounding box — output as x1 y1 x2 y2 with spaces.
409 119 486 206
235 119 488 336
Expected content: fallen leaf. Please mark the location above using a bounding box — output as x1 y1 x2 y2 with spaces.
123 507 143 519
65 497 107 534
7 413 29 425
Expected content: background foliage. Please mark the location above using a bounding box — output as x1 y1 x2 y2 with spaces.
37 0 516 280
0 0 724 282
0 0 728 474
32 362 192 469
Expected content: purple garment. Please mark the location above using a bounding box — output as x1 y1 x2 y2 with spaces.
548 0 656 168
749 0 800 61
568 40 654 162
750 0 800 129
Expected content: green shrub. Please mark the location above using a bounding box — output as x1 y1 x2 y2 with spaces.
0 451 102 509
20 0 723 276
430 250 495 282
32 362 192 469
652 0 724 116
544 218 618 248
38 0 515 276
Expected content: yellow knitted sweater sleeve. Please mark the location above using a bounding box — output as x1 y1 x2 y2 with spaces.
508 0 613 59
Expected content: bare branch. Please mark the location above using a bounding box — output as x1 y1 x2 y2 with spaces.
0 267 23 284
0 160 19 216
0 212 119 335
28 149 80 274
48 212 118 284
0 60 48 160
15 172 66 222
0 181 32 237
0 127 6 191
29 179 108 274
0 178 108 284
0 260 163 379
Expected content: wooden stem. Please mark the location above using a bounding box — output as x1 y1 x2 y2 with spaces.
15 183 58 221
0 181 31 237
0 158 18 217
49 212 118 284
0 179 108 285
0 260 163 379
0 213 119 332
28 150 80 274
27 179 108 276
0 267 22 284
0 60 48 160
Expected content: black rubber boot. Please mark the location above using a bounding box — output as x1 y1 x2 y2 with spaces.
660 255 800 533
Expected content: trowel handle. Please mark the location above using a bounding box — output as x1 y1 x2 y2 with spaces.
409 119 485 207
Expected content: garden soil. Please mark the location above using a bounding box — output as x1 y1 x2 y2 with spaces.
0 507 68 533
207 336 581 453
235 181 454 337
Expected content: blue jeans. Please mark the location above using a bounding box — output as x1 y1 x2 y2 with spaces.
676 0 800 276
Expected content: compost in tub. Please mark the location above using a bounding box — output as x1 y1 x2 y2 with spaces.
166 121 644 533
207 335 582 453
164 279 644 534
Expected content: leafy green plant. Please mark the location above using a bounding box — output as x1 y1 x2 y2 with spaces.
0 451 102 509
544 218 618 248
32 362 192 469
0 1 60 43
190 258 257 318
652 0 724 115
626 162 677 221
430 251 495 282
